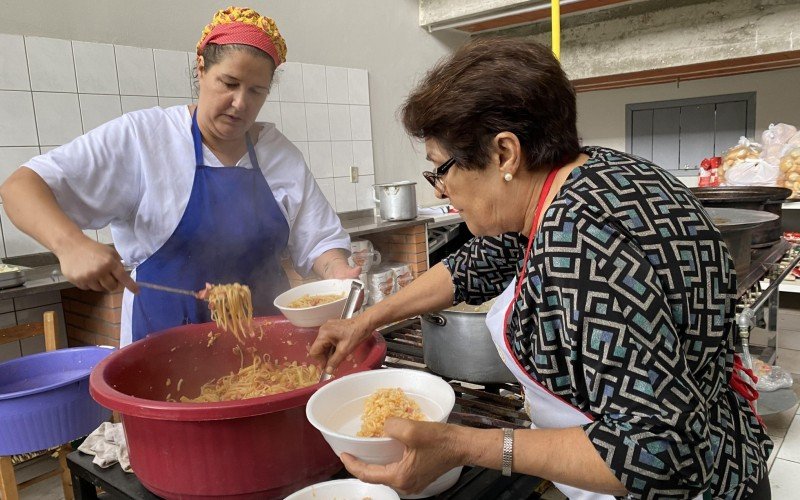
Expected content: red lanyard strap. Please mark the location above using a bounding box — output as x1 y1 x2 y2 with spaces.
514 166 562 297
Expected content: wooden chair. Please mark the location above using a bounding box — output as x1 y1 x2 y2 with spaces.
0 311 74 500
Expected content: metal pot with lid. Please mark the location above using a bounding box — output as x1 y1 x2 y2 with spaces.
421 298 516 384
705 207 778 276
690 187 793 247
373 181 417 221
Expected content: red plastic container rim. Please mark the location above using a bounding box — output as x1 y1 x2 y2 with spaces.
89 330 386 421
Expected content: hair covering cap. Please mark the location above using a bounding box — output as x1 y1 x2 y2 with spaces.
197 6 287 67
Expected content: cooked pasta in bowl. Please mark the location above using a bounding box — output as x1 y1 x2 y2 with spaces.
305 368 461 498
274 279 358 327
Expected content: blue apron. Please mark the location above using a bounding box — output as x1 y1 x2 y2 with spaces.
131 110 290 342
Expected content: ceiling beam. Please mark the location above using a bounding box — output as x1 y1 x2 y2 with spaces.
572 50 800 93
423 0 645 33
430 0 644 33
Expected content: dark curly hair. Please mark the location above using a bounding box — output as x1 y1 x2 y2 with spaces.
401 37 580 171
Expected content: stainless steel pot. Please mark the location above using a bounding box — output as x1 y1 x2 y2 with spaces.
373 181 417 221
690 187 792 247
705 207 778 275
421 302 516 384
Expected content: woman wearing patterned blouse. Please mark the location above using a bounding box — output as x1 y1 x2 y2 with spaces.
310 38 771 499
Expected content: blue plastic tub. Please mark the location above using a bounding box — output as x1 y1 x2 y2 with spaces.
0 347 114 455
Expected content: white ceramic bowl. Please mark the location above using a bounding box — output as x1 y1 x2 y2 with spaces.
306 368 462 498
285 478 400 500
273 279 357 327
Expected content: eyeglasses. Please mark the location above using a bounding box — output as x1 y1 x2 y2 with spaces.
422 157 456 195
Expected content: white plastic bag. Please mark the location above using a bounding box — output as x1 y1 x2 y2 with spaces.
779 147 800 197
753 360 794 392
761 123 798 165
787 130 800 148
761 123 797 147
723 158 779 187
720 137 762 184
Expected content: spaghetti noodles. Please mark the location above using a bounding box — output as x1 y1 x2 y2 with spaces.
358 387 427 437
287 292 344 308
207 283 253 343
180 349 321 402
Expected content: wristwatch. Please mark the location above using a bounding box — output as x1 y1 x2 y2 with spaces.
502 428 514 476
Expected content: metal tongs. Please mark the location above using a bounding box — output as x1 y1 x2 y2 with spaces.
320 280 365 382
135 281 206 300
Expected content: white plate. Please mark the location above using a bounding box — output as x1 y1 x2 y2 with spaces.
285 478 400 500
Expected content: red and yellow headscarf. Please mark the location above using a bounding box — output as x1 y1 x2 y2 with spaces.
196 6 287 67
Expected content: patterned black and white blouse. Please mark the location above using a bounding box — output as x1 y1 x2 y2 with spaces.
444 147 771 499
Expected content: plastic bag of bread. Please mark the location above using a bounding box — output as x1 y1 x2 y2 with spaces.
787 130 800 148
761 123 798 165
779 147 800 198
720 137 762 184
761 123 797 147
723 158 778 187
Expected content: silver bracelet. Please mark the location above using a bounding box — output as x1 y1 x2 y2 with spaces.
501 428 514 476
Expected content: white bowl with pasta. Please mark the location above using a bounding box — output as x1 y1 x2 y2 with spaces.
285 478 400 500
305 368 462 498
273 279 357 328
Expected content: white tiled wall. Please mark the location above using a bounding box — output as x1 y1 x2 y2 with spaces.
264 60 375 215
0 34 375 258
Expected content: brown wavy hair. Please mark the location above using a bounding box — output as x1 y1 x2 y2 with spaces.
401 37 580 171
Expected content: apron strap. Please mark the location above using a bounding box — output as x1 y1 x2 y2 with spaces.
191 109 204 166
191 108 261 170
245 132 259 169
514 165 563 297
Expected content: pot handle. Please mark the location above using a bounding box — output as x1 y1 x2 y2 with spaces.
421 313 447 326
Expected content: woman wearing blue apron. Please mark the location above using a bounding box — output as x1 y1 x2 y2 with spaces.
130 109 290 341
2 7 357 346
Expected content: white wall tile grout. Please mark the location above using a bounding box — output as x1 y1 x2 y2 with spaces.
0 33 373 257
23 37 42 152
151 49 159 97
71 44 85 139
113 44 122 96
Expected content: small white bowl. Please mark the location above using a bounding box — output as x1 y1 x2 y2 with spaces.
274 279 357 327
285 478 400 500
306 368 462 498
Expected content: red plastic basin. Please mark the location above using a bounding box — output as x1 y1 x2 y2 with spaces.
89 316 386 499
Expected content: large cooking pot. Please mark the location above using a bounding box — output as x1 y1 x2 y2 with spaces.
690 187 792 247
374 181 417 221
705 207 778 276
90 317 386 500
421 301 516 384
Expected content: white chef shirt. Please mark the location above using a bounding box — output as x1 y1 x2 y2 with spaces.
25 105 350 345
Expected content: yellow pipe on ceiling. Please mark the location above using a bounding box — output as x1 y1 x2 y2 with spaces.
551 0 561 60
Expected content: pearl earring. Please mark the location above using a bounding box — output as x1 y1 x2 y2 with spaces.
504 173 513 182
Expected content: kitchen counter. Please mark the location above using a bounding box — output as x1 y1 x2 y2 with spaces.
0 216 436 299
0 265 73 300
341 214 433 237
